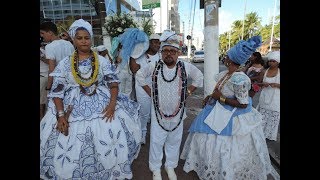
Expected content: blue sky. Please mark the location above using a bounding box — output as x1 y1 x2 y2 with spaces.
178 0 280 36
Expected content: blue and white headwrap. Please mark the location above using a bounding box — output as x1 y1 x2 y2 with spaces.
227 36 262 65
160 30 180 50
118 28 149 68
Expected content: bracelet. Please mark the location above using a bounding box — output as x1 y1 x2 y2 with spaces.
45 87 51 90
187 89 192 96
219 95 226 104
56 110 65 118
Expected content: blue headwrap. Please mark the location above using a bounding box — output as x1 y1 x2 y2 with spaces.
227 36 262 65
118 28 149 68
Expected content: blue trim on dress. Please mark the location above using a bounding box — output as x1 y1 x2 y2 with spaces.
188 98 252 136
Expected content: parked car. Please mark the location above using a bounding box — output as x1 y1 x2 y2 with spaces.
192 50 204 63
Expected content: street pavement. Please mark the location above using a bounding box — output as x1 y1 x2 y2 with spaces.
132 56 280 179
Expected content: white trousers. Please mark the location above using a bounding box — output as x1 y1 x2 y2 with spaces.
136 95 151 137
149 118 183 172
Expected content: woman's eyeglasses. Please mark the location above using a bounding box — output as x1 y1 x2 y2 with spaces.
161 49 178 55
268 60 278 63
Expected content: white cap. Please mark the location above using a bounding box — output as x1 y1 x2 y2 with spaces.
96 45 107 52
160 30 180 50
149 33 160 40
267 50 280 63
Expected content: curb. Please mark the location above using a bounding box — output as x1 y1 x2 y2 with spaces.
268 147 280 170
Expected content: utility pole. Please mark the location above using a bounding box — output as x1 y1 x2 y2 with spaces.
187 0 197 62
203 0 220 96
269 0 277 52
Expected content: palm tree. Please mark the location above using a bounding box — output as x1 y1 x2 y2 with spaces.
244 12 261 39
219 32 229 56
231 20 243 42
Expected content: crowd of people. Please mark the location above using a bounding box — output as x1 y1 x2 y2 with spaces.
40 18 280 180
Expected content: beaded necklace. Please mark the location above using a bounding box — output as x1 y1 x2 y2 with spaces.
161 63 179 82
71 50 99 87
215 72 232 90
152 60 187 132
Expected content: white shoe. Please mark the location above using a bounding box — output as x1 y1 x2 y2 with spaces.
153 170 162 180
165 168 177 180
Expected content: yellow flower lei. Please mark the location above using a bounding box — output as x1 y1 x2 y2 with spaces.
71 51 99 87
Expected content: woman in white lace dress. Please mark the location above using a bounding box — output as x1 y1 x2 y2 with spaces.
40 19 141 180
180 36 279 180
257 51 280 141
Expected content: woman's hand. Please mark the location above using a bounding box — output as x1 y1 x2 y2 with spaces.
129 57 140 73
257 82 269 88
56 116 69 136
103 100 116 122
202 95 211 108
211 89 223 100
269 83 280 88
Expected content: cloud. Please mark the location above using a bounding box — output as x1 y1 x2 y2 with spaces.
219 10 233 34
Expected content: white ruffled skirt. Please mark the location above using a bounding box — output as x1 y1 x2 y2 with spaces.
180 108 279 180
40 89 141 180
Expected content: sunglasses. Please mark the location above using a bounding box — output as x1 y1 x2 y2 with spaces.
161 49 178 55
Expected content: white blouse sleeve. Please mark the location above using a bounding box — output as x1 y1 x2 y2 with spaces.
47 58 68 99
229 72 251 104
100 56 120 84
136 61 156 87
184 62 204 88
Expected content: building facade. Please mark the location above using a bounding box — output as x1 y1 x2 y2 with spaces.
40 0 141 45
148 0 180 34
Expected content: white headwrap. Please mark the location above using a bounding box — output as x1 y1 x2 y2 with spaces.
68 19 93 39
149 33 160 40
160 30 180 50
267 50 280 63
96 45 107 52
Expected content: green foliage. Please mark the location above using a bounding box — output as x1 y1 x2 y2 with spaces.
140 18 155 36
219 12 280 57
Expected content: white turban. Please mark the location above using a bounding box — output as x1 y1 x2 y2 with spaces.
160 30 180 50
96 45 107 52
267 50 280 63
68 19 93 39
149 33 160 40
